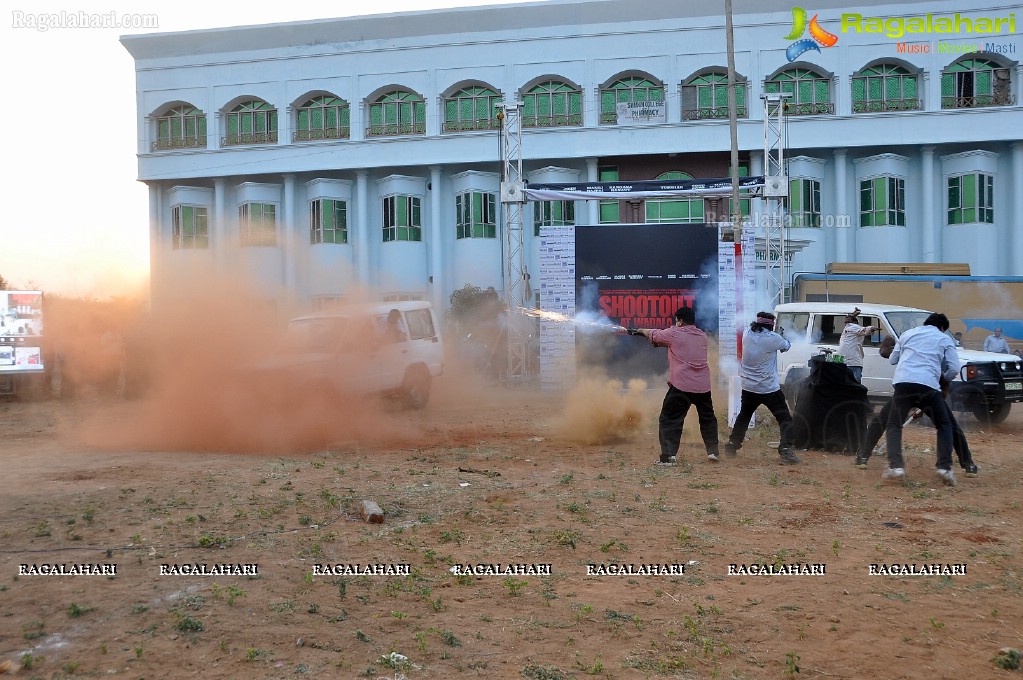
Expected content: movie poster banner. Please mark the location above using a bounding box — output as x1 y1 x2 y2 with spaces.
573 223 718 381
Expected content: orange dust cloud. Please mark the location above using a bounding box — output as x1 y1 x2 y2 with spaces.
554 375 651 445
57 276 441 454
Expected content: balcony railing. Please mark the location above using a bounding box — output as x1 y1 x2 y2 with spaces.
682 105 748 120
365 122 426 137
941 94 1015 109
522 113 583 128
151 136 206 151
852 98 922 113
292 127 350 142
781 101 835 116
441 118 501 132
221 131 278 146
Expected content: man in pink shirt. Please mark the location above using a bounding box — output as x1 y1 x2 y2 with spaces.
635 307 719 464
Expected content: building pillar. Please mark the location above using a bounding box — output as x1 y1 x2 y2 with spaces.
586 157 599 225
282 174 297 292
430 165 444 311
1012 142 1023 275
147 182 162 311
920 146 936 263
213 178 227 272
833 149 848 263
356 170 370 289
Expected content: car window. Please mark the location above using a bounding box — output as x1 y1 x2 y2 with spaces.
884 311 931 337
776 312 808 342
406 309 436 341
810 314 844 345
287 318 346 352
860 316 882 346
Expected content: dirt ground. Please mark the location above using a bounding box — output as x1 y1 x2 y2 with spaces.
1 367 1021 679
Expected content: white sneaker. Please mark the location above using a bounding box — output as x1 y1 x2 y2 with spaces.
882 467 905 480
707 453 719 462
936 468 956 487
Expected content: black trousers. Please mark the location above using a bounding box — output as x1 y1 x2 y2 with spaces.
659 385 719 458
727 389 793 450
885 383 954 470
860 397 974 468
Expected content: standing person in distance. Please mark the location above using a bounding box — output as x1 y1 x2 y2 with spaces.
724 312 800 465
883 312 960 486
984 327 1010 354
839 307 879 383
634 306 720 465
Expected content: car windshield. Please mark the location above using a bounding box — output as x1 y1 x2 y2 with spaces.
884 311 931 338
285 317 347 352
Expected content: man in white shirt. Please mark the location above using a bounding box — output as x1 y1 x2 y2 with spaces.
724 311 800 465
838 308 879 383
884 312 961 486
984 327 1010 354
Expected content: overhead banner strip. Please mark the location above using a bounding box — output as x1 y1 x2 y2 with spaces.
522 176 765 202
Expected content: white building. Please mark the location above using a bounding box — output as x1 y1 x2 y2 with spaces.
121 0 1023 315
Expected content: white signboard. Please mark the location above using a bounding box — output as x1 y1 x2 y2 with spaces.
538 226 576 390
615 101 666 125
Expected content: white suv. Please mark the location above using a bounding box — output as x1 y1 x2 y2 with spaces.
266 301 444 409
774 302 1023 423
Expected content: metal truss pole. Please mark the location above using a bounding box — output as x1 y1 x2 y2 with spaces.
497 101 528 381
762 93 791 305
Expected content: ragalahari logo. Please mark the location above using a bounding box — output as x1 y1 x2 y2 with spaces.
784 7 839 61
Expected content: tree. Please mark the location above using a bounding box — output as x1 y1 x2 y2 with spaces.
0 274 8 290
448 284 501 324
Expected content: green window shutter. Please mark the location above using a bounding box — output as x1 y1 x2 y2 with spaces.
963 174 977 209
885 76 900 99
815 79 829 102
600 90 616 114
568 91 581 116
867 77 881 100
941 73 954 97
874 178 887 213
976 69 991 94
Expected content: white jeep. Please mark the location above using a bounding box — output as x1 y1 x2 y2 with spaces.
774 302 1023 423
260 301 444 409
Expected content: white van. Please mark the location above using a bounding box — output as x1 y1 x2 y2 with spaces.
267 301 444 408
774 302 1023 423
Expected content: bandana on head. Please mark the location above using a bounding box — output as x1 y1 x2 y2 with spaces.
755 316 775 327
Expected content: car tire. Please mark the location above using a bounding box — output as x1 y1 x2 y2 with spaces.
972 400 1011 425
402 365 431 410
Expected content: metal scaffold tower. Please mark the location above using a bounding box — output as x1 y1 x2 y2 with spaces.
497 101 529 381
761 92 791 306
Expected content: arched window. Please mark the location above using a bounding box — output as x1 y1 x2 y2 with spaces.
294 95 350 141
153 105 206 151
764 68 833 115
522 80 582 128
367 90 426 137
852 64 920 112
600 76 664 124
681 72 747 120
646 172 703 224
223 100 278 146
942 58 1012 108
443 85 501 132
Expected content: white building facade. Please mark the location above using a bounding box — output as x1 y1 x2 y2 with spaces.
121 0 1023 315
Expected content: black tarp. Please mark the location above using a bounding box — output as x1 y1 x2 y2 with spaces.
790 355 869 453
